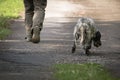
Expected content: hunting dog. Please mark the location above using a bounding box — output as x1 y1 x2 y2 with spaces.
72 17 102 55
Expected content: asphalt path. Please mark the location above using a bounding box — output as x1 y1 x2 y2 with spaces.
0 0 120 80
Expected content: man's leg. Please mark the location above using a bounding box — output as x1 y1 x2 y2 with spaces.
24 0 34 41
32 0 47 43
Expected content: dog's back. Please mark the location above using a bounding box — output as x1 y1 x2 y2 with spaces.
72 17 101 54
74 17 96 49
72 17 102 54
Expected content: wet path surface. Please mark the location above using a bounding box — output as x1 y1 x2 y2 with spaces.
0 0 120 80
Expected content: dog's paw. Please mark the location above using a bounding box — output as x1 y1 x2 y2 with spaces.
72 47 76 53
93 41 102 47
84 49 90 56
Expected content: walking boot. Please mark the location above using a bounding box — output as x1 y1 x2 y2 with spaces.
32 26 40 43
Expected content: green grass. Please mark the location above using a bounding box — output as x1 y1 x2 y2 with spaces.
0 0 23 39
53 63 119 80
0 27 11 39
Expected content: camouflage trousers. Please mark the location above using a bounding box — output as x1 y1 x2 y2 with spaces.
23 0 47 30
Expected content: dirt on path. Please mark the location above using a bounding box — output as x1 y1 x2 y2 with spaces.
0 0 120 80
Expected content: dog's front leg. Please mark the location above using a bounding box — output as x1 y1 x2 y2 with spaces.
72 33 79 53
72 40 76 53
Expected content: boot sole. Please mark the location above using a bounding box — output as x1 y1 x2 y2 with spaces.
32 26 40 43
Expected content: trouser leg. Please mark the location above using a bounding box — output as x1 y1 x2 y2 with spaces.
32 10 45 30
31 0 47 43
24 0 34 41
32 0 47 30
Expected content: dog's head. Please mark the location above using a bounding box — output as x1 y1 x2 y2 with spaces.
93 31 102 47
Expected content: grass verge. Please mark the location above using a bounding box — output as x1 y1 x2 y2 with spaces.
0 0 23 39
53 63 119 80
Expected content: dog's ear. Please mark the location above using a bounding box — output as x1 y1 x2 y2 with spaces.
94 31 101 41
93 31 102 47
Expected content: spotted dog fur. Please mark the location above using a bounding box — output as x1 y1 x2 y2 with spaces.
72 17 101 55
